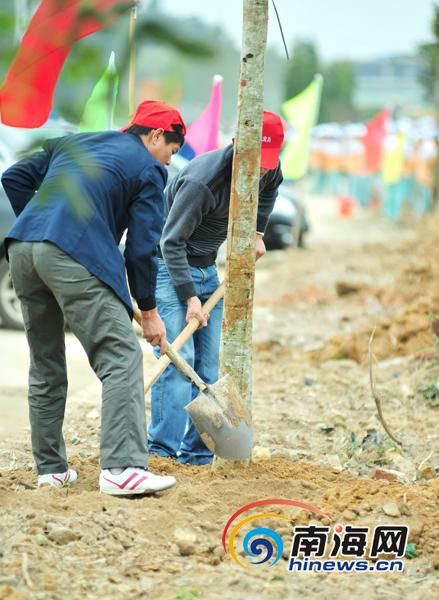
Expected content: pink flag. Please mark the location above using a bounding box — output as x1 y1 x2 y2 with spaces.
363 110 390 174
185 75 223 156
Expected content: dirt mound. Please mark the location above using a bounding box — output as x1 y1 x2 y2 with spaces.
312 296 435 364
0 456 438 599
311 219 439 365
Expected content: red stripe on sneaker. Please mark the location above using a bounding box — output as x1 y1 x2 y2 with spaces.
52 475 63 484
129 475 147 490
102 472 138 489
65 471 70 482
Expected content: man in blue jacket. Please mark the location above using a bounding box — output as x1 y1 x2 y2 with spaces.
149 110 284 465
2 100 186 495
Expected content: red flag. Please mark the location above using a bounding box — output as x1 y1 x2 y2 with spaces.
363 110 389 174
0 0 134 128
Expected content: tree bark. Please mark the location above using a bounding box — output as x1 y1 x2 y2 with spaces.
220 0 268 417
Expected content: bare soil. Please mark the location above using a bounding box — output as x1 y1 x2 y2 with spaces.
0 196 438 599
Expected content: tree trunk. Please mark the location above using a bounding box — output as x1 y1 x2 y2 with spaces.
220 0 268 418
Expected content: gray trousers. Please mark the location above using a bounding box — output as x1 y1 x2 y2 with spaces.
8 241 148 474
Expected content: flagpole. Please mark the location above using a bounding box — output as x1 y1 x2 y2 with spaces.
107 51 116 130
128 4 137 116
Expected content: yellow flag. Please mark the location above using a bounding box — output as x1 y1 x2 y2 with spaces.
281 75 323 180
381 133 407 184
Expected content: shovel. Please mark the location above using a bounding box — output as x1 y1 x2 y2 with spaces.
165 345 253 460
133 284 253 460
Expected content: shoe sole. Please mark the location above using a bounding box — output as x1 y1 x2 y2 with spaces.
37 479 77 489
99 485 174 496
37 470 77 488
38 483 76 488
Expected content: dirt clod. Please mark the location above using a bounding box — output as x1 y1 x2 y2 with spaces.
47 526 82 545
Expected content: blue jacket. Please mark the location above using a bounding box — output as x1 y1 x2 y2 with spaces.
1 131 167 316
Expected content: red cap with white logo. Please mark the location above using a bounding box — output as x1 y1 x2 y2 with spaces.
120 100 186 135
260 110 284 170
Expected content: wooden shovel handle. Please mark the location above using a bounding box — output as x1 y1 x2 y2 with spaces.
133 281 225 393
164 346 207 392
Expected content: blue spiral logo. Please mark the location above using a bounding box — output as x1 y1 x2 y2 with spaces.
223 499 327 568
243 527 284 567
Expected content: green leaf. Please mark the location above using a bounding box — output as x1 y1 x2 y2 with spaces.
175 589 201 600
405 543 417 559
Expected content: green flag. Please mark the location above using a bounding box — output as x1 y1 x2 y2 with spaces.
79 51 119 132
281 75 323 180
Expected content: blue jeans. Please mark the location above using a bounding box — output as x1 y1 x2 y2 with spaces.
148 260 223 464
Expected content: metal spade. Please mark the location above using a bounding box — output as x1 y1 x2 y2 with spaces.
165 346 253 460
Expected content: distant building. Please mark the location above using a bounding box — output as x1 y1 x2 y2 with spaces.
354 55 432 113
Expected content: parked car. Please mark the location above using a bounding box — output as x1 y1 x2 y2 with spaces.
0 119 79 329
0 119 77 158
0 190 23 329
264 184 308 250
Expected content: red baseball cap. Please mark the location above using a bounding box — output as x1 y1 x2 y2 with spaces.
261 111 284 169
120 100 186 136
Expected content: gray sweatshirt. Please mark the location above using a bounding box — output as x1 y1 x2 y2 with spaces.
160 144 283 300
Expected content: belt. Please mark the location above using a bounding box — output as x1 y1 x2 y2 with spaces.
157 248 216 268
187 253 217 267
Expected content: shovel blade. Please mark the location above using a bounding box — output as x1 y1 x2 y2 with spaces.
185 374 253 460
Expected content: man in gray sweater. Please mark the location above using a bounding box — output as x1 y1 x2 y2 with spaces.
148 111 284 464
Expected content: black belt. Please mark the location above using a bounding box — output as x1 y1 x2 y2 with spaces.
187 253 217 267
157 248 216 268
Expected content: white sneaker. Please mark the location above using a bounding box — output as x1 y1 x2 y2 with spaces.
99 467 176 496
38 468 77 488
